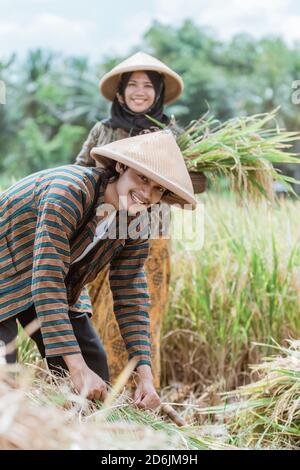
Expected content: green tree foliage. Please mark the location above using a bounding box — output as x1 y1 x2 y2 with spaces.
143 20 300 126
0 50 107 187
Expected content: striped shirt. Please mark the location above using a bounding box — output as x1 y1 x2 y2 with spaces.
0 165 151 367
73 210 116 263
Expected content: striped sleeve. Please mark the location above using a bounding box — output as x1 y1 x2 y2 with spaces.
109 238 151 369
31 173 87 357
75 122 104 167
71 286 93 316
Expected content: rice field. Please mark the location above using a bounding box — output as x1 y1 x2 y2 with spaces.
2 192 300 449
163 192 300 392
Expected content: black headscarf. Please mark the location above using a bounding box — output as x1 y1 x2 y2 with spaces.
102 71 170 136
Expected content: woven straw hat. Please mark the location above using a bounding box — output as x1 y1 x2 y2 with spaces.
99 52 184 105
91 130 196 210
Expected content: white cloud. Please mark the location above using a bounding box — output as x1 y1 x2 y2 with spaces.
97 12 153 58
274 15 300 44
0 10 153 61
151 0 300 44
1 0 300 62
0 13 97 59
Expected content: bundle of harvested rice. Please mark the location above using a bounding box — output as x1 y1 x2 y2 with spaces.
198 340 300 449
148 108 300 200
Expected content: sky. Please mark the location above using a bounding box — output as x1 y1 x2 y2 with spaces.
1 0 300 62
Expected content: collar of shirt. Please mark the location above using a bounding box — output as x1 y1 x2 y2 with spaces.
73 210 116 264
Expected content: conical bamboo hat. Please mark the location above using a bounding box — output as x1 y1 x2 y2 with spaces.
91 130 196 209
99 52 184 105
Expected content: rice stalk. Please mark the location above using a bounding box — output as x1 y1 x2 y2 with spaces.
163 194 300 390
147 108 300 200
197 340 300 449
0 363 233 450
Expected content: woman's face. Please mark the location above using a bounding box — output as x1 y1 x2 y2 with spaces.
106 163 166 215
119 71 156 113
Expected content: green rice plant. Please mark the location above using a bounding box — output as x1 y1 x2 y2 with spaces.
17 325 41 366
162 194 300 391
148 108 300 199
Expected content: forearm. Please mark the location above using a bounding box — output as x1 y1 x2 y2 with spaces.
110 294 152 368
63 352 86 371
110 241 152 368
136 364 154 381
32 201 80 357
75 151 95 167
75 122 102 167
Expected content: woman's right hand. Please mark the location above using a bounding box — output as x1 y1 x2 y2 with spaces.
63 353 108 401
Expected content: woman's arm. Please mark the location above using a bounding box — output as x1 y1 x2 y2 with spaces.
75 122 105 167
109 236 160 410
109 237 152 369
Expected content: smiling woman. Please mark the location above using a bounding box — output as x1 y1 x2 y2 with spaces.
0 130 195 410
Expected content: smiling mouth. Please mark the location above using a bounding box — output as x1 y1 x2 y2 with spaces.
131 98 147 104
130 191 147 205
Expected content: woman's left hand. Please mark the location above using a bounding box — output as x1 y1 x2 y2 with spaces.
134 379 161 410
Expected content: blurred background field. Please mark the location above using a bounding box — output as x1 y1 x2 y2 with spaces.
164 193 300 391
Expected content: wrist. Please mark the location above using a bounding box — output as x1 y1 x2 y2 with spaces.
136 364 153 382
63 353 86 372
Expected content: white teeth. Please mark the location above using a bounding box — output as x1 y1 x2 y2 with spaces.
131 192 144 204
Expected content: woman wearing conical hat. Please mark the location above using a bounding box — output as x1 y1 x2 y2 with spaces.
74 52 205 388
0 130 197 409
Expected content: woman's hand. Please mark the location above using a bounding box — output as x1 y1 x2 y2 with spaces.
63 353 108 401
134 364 161 410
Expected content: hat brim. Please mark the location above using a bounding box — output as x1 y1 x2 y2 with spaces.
91 148 197 210
99 65 183 105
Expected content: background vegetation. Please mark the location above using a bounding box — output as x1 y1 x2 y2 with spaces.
1 19 300 188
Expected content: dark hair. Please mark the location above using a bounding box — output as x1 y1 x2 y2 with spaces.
100 161 123 188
